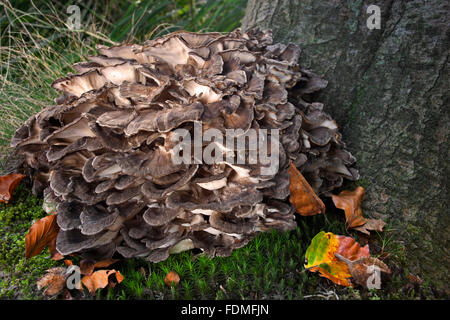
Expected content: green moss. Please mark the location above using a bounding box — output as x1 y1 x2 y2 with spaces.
0 184 433 300
0 185 61 299
347 86 365 121
356 177 371 189
98 213 350 300
0 186 45 226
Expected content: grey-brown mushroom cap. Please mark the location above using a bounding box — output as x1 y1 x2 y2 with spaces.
11 27 358 262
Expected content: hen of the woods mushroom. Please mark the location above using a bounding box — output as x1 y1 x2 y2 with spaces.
11 28 358 263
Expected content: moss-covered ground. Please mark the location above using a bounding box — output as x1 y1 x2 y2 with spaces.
0 185 59 299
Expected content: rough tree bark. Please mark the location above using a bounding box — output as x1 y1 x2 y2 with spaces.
243 0 449 292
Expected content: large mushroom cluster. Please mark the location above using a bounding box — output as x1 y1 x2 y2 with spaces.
11 28 358 262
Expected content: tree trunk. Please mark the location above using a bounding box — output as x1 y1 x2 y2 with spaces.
243 0 449 292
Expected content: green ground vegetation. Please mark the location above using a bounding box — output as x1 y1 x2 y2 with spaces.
0 184 59 299
0 183 432 299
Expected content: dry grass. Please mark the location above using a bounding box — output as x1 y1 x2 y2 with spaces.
0 1 113 154
0 0 247 154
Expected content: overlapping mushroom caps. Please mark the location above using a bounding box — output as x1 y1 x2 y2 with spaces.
11 28 358 263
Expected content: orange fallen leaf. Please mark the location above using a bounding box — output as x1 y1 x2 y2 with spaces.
304 231 370 286
289 162 325 216
36 267 66 296
331 187 386 234
115 271 124 284
331 187 367 228
0 173 25 203
80 259 119 275
81 269 124 294
64 259 73 266
335 234 371 261
408 273 423 285
164 271 180 287
25 214 59 259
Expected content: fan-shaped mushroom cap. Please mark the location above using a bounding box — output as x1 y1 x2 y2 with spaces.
56 201 82 231
79 205 120 236
209 211 256 234
143 205 181 227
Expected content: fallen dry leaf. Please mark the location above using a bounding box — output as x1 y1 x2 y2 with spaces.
64 259 73 266
25 214 59 259
164 271 180 287
335 234 371 261
0 173 25 203
81 269 124 294
408 273 423 285
304 231 370 286
331 187 366 228
331 187 385 234
107 270 124 289
353 218 386 235
289 162 325 216
80 259 119 275
115 271 124 283
335 254 391 288
36 267 66 296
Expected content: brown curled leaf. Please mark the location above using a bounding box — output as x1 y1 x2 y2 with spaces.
81 269 124 294
0 173 25 203
332 187 386 234
335 254 391 288
25 214 59 259
36 267 66 296
289 162 325 216
80 259 119 275
331 186 367 228
352 218 386 235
